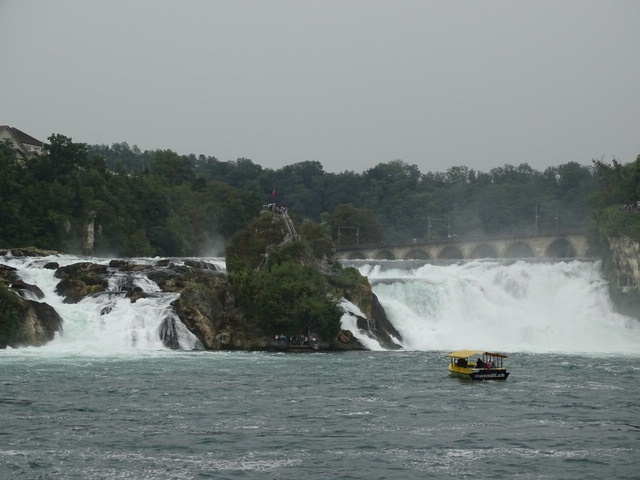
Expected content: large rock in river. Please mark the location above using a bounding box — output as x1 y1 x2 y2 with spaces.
54 262 108 303
0 264 63 348
328 268 403 350
147 264 258 349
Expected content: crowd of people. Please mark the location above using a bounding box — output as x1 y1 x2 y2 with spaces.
267 203 288 215
475 358 492 369
456 357 493 370
620 201 640 211
273 334 319 346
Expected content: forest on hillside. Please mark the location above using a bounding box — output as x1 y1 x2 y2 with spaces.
88 142 599 244
1 134 638 257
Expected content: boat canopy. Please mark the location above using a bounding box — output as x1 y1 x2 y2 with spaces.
447 350 484 358
446 350 508 359
485 352 508 358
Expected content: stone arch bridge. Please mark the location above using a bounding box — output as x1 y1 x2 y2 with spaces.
335 233 591 261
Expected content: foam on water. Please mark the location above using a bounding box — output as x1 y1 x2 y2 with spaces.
3 254 639 356
354 259 640 354
1 254 213 355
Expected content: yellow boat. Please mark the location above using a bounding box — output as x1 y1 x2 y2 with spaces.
447 350 510 380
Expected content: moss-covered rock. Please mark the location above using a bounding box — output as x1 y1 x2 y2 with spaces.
226 212 403 349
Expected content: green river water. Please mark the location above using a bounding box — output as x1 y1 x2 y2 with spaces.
1 350 638 479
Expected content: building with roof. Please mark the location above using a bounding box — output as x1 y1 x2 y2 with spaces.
0 125 45 158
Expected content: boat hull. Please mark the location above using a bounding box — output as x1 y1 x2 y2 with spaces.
448 365 510 381
470 369 509 381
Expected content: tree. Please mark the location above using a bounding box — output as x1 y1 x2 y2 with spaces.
298 219 335 260
226 213 343 340
0 141 29 247
591 157 626 208
151 150 195 186
244 261 342 339
330 204 384 245
46 134 88 176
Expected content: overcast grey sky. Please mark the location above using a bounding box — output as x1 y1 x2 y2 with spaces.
2 1 639 174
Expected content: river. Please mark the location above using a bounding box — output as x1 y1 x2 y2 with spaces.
1 255 639 479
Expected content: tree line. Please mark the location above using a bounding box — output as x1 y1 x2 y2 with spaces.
1 134 638 257
0 136 259 256
89 141 602 247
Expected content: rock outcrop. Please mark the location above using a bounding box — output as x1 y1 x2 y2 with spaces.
0 247 61 257
0 264 63 348
330 271 402 350
147 263 258 349
608 236 640 289
54 262 109 303
605 236 640 318
20 300 64 347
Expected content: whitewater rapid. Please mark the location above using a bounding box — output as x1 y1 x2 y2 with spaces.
1 255 225 355
2 254 639 355
351 259 640 355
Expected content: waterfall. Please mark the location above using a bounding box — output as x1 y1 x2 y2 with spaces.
339 299 387 351
2 255 204 353
349 259 640 354
4 254 639 354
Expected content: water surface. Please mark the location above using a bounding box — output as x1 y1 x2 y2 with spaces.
1 350 638 479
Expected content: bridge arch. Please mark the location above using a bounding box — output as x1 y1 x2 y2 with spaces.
438 245 464 259
376 249 396 260
469 244 498 259
504 241 535 258
545 238 576 258
403 248 431 260
334 233 589 261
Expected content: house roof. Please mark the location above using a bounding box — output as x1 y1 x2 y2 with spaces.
0 125 44 147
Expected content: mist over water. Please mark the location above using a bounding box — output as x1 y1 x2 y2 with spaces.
351 259 640 355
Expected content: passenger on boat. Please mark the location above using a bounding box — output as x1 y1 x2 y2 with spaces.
476 358 485 368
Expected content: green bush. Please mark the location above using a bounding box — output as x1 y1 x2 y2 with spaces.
594 206 640 241
227 213 343 340
0 284 27 348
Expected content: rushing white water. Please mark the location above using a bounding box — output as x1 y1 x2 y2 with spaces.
351 259 640 354
339 299 388 351
3 254 639 355
1 254 223 354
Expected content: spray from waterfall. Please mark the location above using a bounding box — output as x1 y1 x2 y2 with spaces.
351 259 640 354
3 255 204 353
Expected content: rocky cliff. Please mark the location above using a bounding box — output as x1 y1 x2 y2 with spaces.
608 236 640 288
146 260 255 349
328 269 402 350
605 236 640 317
